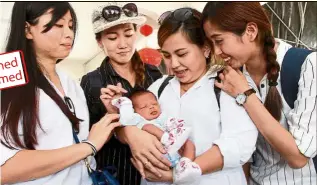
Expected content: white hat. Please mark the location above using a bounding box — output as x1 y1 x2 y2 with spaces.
92 2 147 33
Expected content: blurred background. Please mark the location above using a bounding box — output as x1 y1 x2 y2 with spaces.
0 2 316 82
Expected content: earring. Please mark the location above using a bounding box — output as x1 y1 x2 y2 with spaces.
204 51 210 58
204 47 211 58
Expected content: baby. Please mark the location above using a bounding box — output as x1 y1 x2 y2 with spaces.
111 90 201 185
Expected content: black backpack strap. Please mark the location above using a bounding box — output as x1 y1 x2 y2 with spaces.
281 48 313 109
212 71 222 109
212 67 243 109
158 76 174 99
214 85 221 109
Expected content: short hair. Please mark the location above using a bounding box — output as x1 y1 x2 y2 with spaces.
129 90 157 106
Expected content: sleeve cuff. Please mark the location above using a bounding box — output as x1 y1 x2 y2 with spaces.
291 128 316 158
1 143 20 166
213 137 241 168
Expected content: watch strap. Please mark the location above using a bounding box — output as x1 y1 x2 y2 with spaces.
244 88 256 97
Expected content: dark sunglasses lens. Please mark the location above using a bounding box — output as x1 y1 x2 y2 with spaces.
158 11 172 25
122 3 138 17
102 6 121 22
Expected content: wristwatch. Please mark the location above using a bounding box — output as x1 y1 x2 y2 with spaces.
235 88 256 106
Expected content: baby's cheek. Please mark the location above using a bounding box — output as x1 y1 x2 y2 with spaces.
134 109 142 115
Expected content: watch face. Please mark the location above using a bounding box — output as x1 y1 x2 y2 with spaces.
236 94 246 105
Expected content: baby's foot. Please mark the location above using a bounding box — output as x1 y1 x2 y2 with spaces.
173 157 202 185
165 118 186 132
161 127 191 155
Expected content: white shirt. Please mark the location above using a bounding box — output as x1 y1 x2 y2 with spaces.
249 39 317 185
143 73 258 185
1 69 95 185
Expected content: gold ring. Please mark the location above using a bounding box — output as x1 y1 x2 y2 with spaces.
144 161 149 166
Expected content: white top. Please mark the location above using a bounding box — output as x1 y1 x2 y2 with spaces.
248 39 317 185
1 69 95 185
143 73 258 185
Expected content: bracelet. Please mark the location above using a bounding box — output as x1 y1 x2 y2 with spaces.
82 140 97 157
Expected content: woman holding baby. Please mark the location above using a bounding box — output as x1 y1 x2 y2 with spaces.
101 6 258 185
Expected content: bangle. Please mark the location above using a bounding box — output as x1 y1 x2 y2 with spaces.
82 140 97 156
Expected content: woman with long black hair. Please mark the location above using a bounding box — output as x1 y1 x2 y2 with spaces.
1 2 120 184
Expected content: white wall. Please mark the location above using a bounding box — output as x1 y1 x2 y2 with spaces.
83 51 105 74
57 60 85 83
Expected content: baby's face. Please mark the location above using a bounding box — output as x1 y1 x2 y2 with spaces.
133 93 161 120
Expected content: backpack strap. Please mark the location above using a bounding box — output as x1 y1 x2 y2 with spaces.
212 72 222 109
212 67 243 109
158 76 174 99
281 48 313 109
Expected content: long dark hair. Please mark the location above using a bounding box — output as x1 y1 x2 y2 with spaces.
202 2 282 121
157 8 210 67
1 2 81 150
95 24 145 86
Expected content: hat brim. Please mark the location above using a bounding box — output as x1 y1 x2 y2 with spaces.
94 16 147 33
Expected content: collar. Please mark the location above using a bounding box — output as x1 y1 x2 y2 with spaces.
169 72 210 96
242 64 269 82
242 64 250 77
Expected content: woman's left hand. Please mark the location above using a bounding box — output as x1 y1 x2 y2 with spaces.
131 158 173 182
215 66 250 97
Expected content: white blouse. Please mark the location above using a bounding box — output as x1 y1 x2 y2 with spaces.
144 73 258 185
1 69 95 185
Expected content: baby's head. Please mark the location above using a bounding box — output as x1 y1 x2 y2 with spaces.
129 90 162 120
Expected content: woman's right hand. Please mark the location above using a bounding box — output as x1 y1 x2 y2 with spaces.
125 127 172 174
88 113 121 151
100 83 128 113
131 158 173 182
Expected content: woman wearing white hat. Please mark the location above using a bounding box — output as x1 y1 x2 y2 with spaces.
81 3 164 185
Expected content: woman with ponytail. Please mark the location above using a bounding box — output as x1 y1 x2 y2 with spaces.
80 3 162 185
202 2 316 184
1 2 121 184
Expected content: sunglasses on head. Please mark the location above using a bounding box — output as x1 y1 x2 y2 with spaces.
102 3 138 22
158 8 195 25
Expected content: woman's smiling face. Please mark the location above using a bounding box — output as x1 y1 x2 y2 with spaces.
161 31 208 84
